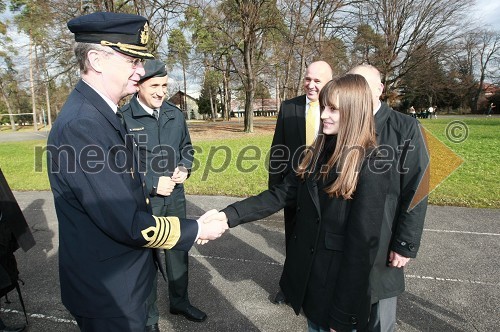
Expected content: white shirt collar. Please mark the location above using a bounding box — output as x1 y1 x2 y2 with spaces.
373 100 381 115
136 95 155 116
82 79 118 114
306 97 317 106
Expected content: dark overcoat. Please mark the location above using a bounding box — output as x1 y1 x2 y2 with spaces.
47 80 198 318
268 95 306 189
370 103 429 302
268 95 307 245
223 152 390 331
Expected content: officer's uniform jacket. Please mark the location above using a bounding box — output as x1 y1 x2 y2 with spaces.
370 102 430 303
47 80 198 318
120 96 193 203
223 148 390 331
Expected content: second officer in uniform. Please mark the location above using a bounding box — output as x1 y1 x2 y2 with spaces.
121 60 206 332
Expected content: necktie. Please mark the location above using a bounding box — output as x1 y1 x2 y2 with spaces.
152 109 159 120
116 111 125 126
306 100 319 146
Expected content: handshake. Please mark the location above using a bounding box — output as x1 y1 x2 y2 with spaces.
196 209 228 245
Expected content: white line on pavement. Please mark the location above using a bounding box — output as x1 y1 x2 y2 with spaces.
191 254 499 286
0 308 77 325
423 228 500 236
405 274 497 286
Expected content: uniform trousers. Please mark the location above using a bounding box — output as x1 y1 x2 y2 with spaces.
146 190 189 326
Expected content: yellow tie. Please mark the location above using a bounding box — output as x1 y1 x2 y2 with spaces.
306 100 319 146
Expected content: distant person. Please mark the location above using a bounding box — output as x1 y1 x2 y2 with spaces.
46 12 227 331
487 102 495 116
408 106 416 118
427 106 435 119
268 60 333 305
121 60 206 331
214 74 391 331
349 64 429 332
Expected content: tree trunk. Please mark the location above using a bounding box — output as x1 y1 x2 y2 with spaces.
225 57 232 121
41 47 52 127
243 40 254 133
0 86 16 132
244 89 254 133
182 62 188 117
208 86 216 122
29 31 38 131
222 70 229 120
45 80 52 127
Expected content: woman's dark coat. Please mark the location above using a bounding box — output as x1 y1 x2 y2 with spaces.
222 151 390 331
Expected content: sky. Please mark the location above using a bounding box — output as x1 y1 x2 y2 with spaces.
1 1 499 96
474 0 500 30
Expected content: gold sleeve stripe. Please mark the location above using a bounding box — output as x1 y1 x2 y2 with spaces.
141 216 182 249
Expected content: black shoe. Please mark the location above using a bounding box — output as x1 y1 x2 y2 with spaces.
0 324 25 332
170 305 207 322
272 290 287 305
145 323 160 332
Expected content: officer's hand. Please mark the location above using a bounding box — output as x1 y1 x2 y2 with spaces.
172 166 188 184
196 210 228 244
156 176 175 196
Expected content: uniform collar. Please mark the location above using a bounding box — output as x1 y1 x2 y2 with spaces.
374 102 391 136
136 95 156 116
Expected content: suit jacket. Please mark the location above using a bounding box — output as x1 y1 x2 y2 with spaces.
268 95 307 189
47 80 198 318
223 151 390 331
120 96 193 204
369 102 429 302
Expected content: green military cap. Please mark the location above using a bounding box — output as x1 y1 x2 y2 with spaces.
139 59 168 82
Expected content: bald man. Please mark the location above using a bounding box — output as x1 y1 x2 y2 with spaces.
349 64 429 332
268 60 333 304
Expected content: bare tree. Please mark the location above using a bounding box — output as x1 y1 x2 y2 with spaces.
356 0 474 98
471 30 499 113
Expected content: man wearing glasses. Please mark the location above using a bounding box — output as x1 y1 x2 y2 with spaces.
47 12 227 331
121 60 206 332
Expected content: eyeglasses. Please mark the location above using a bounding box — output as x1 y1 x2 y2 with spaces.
105 50 145 69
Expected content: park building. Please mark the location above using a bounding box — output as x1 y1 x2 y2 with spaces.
167 90 201 120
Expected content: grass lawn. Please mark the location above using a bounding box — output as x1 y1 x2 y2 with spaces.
0 116 498 208
420 117 499 208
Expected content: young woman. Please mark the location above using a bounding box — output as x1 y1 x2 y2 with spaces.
220 74 390 332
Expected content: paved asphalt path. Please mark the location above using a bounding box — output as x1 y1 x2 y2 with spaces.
1 192 498 331
0 130 49 142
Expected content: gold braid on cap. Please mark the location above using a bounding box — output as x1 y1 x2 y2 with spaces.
100 41 154 58
141 216 181 249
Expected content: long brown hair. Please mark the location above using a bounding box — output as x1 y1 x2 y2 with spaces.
296 74 376 199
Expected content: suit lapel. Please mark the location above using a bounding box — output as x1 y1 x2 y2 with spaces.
374 102 391 144
75 80 127 141
296 95 306 145
306 178 321 218
129 96 156 128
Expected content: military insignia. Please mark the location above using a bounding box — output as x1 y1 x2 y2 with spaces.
142 216 181 249
129 127 144 132
140 22 149 45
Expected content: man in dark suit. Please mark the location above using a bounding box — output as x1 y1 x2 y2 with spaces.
47 12 227 332
268 60 332 304
121 60 206 331
349 64 429 332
